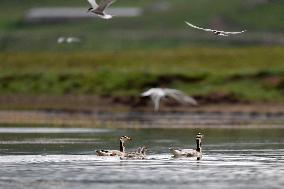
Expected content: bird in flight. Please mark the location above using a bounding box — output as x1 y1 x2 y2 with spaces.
57 37 81 44
141 88 198 111
86 0 116 19
185 21 246 36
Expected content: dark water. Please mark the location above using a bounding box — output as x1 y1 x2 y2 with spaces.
0 127 283 189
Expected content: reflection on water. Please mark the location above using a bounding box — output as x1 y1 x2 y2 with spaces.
0 127 283 189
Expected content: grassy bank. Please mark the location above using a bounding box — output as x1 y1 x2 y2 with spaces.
0 47 284 104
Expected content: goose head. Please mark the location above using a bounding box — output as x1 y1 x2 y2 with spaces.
196 132 203 139
120 136 132 143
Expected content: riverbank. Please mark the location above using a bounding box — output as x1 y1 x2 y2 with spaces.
1 102 284 128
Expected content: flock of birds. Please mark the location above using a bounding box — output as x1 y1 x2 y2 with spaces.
59 0 247 160
85 0 247 35
57 0 247 111
96 133 203 160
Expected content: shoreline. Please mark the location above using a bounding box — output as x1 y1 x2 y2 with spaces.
0 95 284 129
0 108 284 129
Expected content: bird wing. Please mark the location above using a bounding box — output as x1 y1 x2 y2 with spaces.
218 33 229 37
141 89 152 97
222 30 247 35
141 88 162 97
97 0 116 12
164 89 198 105
185 21 213 32
87 0 98 8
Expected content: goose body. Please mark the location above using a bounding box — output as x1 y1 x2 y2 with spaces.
96 149 124 156
170 133 203 160
185 21 246 36
169 148 201 157
141 88 197 111
121 146 147 160
86 0 116 19
96 136 131 156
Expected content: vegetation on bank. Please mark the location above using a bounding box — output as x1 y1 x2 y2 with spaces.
0 47 284 102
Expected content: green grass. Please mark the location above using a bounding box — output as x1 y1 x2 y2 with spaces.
0 47 284 102
0 1 284 105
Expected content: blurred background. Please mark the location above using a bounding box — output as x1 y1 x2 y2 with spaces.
0 0 284 111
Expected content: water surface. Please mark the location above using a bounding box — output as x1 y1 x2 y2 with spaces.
0 127 283 189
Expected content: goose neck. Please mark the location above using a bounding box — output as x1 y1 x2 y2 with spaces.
120 141 125 152
196 139 202 152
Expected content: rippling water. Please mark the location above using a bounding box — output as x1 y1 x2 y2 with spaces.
0 127 283 189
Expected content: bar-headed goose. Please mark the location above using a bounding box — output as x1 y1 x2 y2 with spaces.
169 133 203 160
96 136 131 156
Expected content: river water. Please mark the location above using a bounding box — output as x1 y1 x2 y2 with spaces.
0 127 283 189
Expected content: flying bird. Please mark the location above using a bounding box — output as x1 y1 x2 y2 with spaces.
185 21 246 36
86 0 116 19
57 37 81 44
141 88 198 111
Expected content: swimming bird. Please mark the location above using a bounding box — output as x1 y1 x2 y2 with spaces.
96 136 132 156
169 133 203 160
86 0 116 19
121 146 147 160
141 88 197 111
185 21 246 36
57 37 81 44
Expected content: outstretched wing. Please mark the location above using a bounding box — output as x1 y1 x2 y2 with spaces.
185 21 213 32
222 30 247 35
87 0 98 8
164 89 198 106
141 89 152 97
186 21 246 36
97 0 116 12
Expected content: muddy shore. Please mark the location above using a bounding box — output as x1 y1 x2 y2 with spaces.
0 95 284 128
